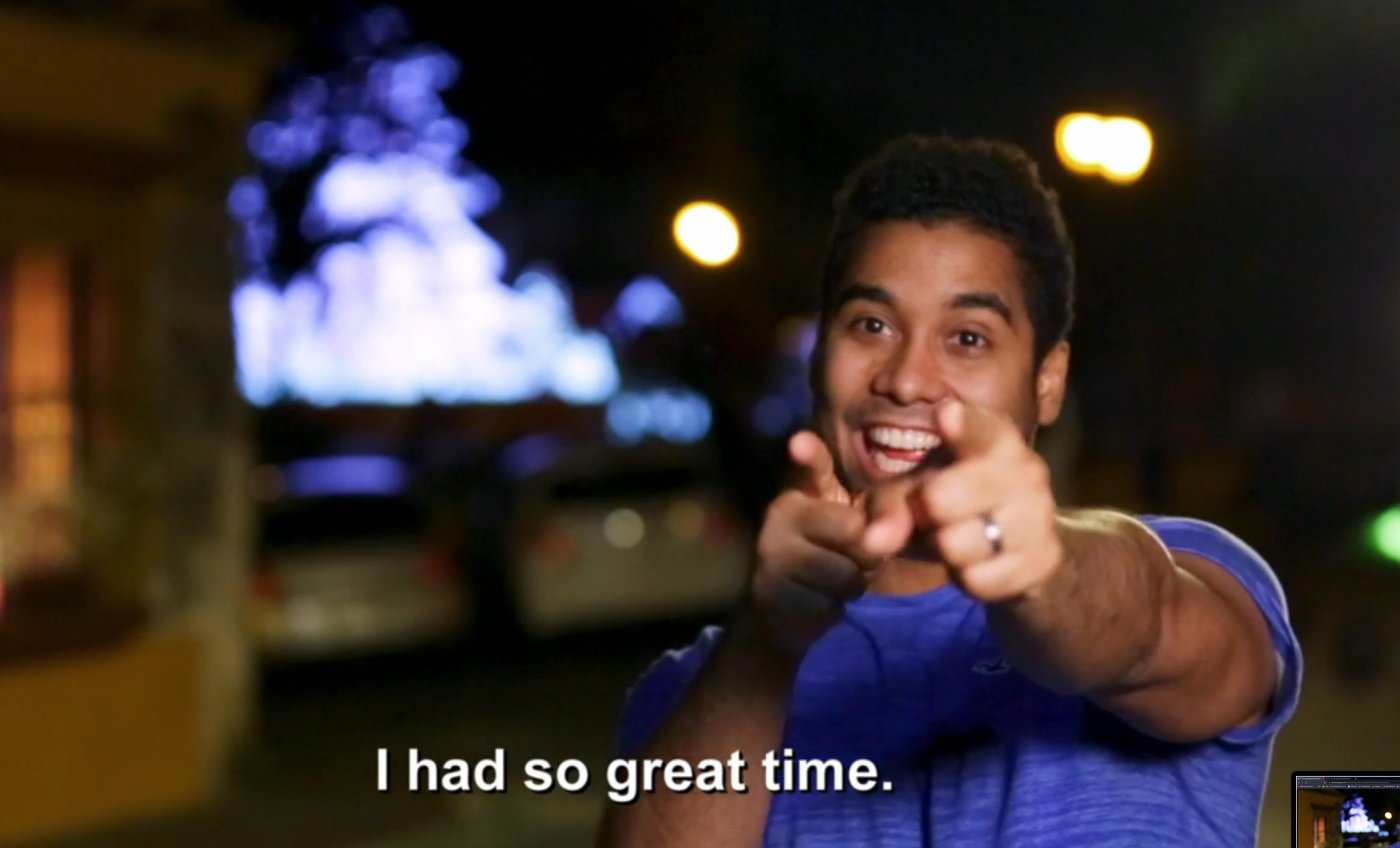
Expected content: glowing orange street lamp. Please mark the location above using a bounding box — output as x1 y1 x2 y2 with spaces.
1054 112 1154 184
673 201 740 267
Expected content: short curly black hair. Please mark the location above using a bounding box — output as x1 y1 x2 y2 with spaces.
815 134 1075 374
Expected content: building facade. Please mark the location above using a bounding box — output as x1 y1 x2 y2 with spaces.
0 2 282 841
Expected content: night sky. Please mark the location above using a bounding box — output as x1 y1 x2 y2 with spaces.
231 0 1400 471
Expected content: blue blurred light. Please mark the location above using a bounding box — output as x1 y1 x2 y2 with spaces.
606 393 649 445
282 455 408 497
552 333 621 404
383 52 456 128
392 52 435 91
387 81 439 127
340 115 384 153
231 279 281 406
420 51 459 89
247 120 283 163
422 117 467 151
605 387 712 444
498 434 565 480
516 269 570 313
289 77 330 119
286 117 328 163
385 128 415 152
613 276 683 337
311 154 402 229
460 171 500 216
229 14 627 409
662 390 712 443
238 217 277 264
653 392 686 439
227 176 267 221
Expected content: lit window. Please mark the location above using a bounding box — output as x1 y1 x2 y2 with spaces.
1 250 78 576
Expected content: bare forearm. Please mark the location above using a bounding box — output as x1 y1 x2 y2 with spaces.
986 510 1174 697
601 431 874 844
599 613 799 848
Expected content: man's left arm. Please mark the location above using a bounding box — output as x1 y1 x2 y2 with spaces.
862 400 1280 744
988 510 1277 743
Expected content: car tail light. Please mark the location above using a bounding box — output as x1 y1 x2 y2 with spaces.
530 524 578 570
250 563 283 602
665 498 706 541
418 547 458 585
704 508 737 547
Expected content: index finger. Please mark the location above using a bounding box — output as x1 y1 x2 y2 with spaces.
787 430 850 504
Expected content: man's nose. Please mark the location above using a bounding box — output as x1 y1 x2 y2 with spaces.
872 338 946 405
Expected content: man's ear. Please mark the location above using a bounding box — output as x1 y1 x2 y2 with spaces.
1035 341 1070 426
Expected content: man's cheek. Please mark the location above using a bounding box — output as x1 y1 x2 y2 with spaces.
834 445 865 496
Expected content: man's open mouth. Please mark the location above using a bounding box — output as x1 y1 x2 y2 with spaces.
863 425 942 475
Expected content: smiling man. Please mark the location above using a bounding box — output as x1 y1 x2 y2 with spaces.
599 136 1302 847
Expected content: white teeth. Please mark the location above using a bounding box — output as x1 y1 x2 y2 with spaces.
871 452 918 474
866 426 941 451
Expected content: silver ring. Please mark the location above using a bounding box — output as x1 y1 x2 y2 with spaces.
980 512 1004 557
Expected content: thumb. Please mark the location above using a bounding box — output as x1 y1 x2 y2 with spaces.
787 430 849 504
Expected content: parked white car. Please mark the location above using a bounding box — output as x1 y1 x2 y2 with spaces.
247 456 470 662
503 444 749 638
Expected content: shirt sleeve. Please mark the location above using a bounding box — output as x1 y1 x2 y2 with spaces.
615 624 726 758
1139 515 1304 746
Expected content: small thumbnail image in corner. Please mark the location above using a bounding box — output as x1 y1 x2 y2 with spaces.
1296 772 1400 848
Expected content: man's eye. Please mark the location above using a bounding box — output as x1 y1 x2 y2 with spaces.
854 317 888 334
955 330 987 348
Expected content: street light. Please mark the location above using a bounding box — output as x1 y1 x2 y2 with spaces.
1054 112 1153 184
1056 113 1104 177
673 201 740 267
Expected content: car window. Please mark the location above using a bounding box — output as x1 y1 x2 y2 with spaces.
261 497 426 548
547 466 701 501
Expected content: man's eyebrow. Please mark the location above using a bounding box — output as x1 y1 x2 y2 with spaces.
949 291 1013 326
832 282 894 310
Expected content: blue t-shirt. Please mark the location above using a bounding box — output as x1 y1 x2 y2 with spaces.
616 516 1303 847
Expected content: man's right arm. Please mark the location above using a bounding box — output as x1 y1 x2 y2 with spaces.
597 613 798 847
597 432 872 848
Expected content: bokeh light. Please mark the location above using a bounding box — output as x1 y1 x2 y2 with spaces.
229 36 633 408
672 201 740 267
1054 112 1153 184
603 508 645 549
1368 505 1400 565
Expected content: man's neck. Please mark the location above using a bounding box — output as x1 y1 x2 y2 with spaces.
866 557 951 596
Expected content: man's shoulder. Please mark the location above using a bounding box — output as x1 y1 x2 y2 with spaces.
1133 514 1285 601
615 625 725 757
1136 514 1257 546
1135 513 1303 746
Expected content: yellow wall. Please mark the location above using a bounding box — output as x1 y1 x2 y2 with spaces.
0 8 283 839
0 628 206 845
0 7 276 150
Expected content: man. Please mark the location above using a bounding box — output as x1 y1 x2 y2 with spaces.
599 135 1301 846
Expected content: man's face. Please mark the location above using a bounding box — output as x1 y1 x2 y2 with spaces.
818 220 1069 494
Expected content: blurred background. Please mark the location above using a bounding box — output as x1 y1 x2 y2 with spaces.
0 0 1398 846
